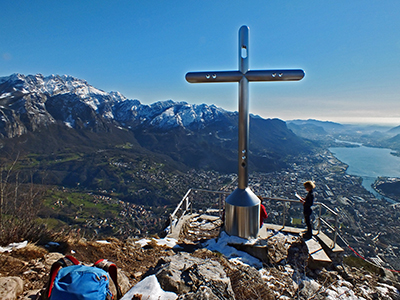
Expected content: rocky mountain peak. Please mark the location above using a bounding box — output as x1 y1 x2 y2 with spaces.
0 73 103 98
0 73 233 137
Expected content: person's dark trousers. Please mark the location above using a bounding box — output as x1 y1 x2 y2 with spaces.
304 213 312 235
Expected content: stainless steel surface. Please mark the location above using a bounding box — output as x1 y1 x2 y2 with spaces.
185 71 242 83
237 23 250 191
246 70 305 81
239 25 249 74
225 187 260 238
238 75 249 189
185 25 305 238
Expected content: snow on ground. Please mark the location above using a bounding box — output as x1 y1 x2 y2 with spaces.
96 240 111 244
135 237 181 249
205 231 263 268
0 240 28 253
120 274 177 300
376 283 399 298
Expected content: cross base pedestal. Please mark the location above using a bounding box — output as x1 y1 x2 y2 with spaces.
225 187 260 239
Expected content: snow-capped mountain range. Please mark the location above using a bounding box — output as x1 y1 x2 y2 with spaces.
0 73 312 180
0 73 229 138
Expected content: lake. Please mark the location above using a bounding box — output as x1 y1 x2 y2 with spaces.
329 144 400 203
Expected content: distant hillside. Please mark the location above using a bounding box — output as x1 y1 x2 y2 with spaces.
286 119 400 149
286 122 328 140
287 119 344 133
381 134 400 154
388 125 400 135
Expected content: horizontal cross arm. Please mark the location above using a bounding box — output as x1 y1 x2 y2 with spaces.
185 71 243 83
245 69 305 81
185 69 305 83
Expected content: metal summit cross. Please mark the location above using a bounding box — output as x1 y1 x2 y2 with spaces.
185 26 305 239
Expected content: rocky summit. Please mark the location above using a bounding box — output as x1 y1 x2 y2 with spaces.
0 215 399 300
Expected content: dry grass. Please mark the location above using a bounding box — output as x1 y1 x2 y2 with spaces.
0 234 177 294
10 243 47 261
55 236 176 285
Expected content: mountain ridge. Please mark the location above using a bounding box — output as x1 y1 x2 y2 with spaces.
0 73 233 138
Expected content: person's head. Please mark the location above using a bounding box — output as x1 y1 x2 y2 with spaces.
303 181 316 191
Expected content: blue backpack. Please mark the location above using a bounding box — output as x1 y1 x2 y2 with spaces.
44 255 122 300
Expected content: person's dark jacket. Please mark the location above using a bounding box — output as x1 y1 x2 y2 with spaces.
304 190 314 215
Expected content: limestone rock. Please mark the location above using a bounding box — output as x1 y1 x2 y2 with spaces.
228 263 273 300
43 252 64 268
260 266 298 298
109 270 131 297
267 232 301 264
152 252 235 299
0 276 24 300
298 278 322 299
177 286 219 300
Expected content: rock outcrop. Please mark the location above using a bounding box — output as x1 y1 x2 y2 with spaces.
151 252 235 299
0 277 24 300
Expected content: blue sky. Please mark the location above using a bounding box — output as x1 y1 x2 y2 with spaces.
1 1 400 125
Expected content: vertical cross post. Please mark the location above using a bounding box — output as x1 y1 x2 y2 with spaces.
238 26 249 190
186 26 304 238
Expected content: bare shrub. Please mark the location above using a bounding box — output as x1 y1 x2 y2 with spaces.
0 158 51 245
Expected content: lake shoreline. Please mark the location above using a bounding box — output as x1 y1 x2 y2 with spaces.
329 144 400 204
372 177 400 202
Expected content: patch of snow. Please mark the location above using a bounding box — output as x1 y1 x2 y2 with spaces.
205 231 262 268
376 282 398 297
84 97 100 111
103 110 114 119
284 265 295 276
120 274 177 300
135 237 180 249
96 240 111 244
0 240 28 253
0 92 11 99
64 115 75 128
325 281 359 300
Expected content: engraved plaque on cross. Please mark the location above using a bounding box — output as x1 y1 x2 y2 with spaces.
185 26 305 238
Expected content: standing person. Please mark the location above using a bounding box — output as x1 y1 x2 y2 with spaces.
299 181 315 239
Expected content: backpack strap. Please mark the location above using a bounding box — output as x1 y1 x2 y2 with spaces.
94 259 123 300
44 255 80 299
